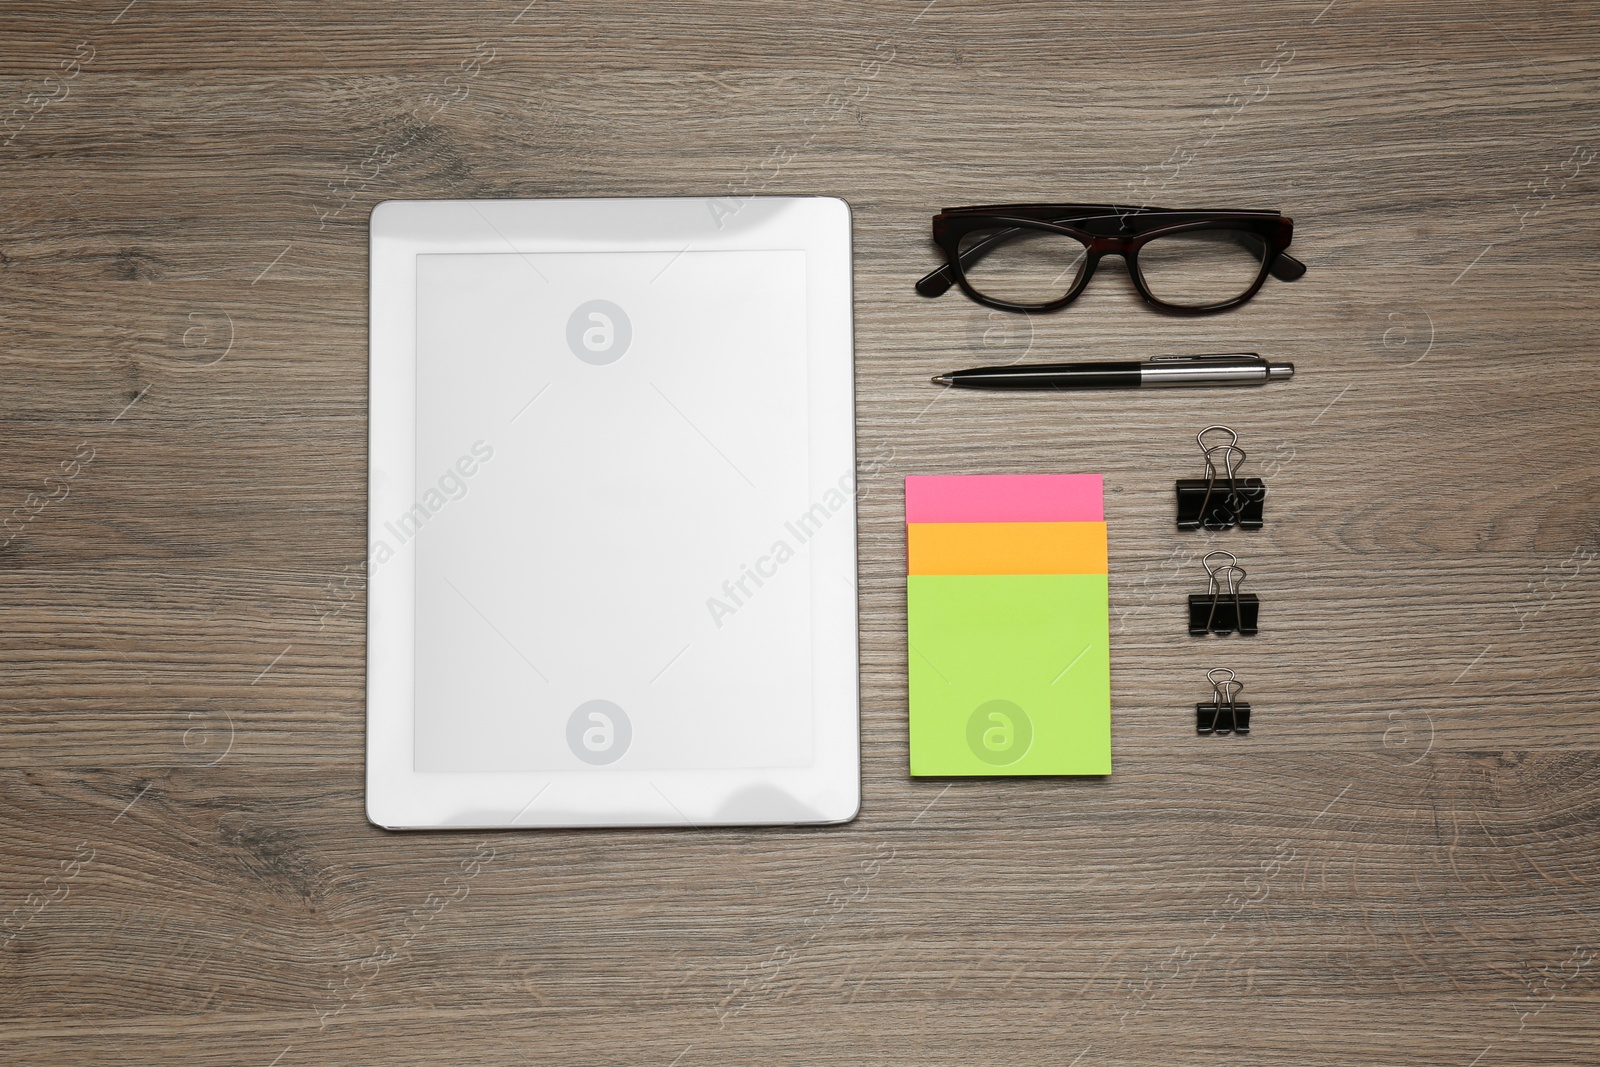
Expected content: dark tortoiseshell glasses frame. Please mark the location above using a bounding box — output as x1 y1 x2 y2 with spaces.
916 203 1307 315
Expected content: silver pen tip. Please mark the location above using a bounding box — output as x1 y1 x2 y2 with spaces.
931 375 954 386
1267 362 1294 381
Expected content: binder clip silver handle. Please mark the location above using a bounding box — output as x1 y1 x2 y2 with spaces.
1177 425 1268 530
1189 551 1260 636
1197 667 1251 736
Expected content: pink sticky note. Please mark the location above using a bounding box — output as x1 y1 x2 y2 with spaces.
904 474 1104 524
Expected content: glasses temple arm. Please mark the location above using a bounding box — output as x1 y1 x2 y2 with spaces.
916 226 1030 297
1269 249 1307 281
1234 231 1306 282
916 261 958 297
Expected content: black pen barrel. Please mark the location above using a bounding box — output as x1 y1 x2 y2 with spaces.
949 362 1142 389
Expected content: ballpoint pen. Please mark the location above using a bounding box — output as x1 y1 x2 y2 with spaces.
931 353 1294 389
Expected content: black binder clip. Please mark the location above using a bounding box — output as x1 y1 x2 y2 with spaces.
1176 425 1266 530
1188 551 1260 636
1197 667 1250 736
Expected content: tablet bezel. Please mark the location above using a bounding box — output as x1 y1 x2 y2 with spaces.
366 197 858 829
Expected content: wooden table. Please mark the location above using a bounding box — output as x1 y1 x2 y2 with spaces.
4 2 1598 1063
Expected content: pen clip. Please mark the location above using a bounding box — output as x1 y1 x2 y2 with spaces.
1149 352 1262 363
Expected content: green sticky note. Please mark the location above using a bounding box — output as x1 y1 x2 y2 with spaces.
907 574 1111 776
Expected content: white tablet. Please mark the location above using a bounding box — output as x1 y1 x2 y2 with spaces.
366 197 859 828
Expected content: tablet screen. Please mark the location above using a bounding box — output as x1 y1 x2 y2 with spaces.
407 250 815 772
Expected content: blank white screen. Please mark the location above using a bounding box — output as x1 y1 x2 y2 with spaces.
408 250 814 772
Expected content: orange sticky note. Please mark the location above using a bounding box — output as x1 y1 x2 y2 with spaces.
907 521 1108 576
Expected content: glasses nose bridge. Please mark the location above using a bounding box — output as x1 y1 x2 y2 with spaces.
1085 233 1135 261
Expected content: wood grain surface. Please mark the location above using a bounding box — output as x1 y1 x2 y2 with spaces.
4 1 1599 1064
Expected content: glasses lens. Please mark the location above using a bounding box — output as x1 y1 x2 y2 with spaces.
1136 228 1267 308
955 225 1089 307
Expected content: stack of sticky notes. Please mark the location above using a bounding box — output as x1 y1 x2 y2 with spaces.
905 474 1111 776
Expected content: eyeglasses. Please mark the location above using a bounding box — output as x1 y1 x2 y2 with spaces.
916 204 1306 315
